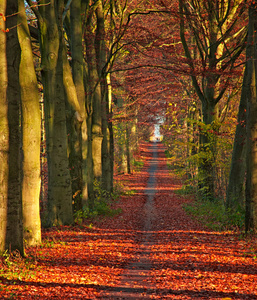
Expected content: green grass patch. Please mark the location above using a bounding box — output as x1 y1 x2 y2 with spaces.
183 198 245 231
133 159 144 172
74 180 123 224
175 184 196 195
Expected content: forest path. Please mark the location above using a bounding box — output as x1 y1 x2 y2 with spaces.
100 142 159 299
1 142 257 299
100 142 257 299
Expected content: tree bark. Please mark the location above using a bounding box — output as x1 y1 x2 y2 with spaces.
18 0 41 246
38 0 73 226
226 74 247 211
69 0 88 210
0 0 8 252
179 0 246 201
84 6 103 206
6 0 24 255
245 5 257 233
102 74 113 192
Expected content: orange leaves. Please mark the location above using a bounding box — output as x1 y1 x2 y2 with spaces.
0 13 6 22
0 13 7 32
1 142 257 299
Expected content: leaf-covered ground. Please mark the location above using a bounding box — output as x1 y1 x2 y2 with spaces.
1 142 257 299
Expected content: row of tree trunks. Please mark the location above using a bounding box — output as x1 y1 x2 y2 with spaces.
0 0 162 253
179 0 246 201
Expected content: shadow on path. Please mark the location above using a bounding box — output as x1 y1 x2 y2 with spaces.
100 142 159 299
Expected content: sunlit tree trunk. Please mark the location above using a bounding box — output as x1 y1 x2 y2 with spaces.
130 115 139 156
118 126 128 174
95 2 113 192
125 124 132 174
0 0 8 252
245 5 257 233
186 102 198 180
102 74 113 191
68 0 88 210
84 6 103 206
5 0 24 255
18 0 41 246
92 4 103 183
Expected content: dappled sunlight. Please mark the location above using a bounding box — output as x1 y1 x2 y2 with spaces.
1 142 257 299
20 224 255 299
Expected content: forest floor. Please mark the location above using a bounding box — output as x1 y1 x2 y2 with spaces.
1 142 257 299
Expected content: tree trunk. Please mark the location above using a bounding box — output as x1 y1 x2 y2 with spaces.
226 74 247 211
6 0 24 255
38 0 73 226
0 0 8 252
117 123 128 174
86 114 94 209
69 0 88 210
95 1 113 192
91 4 103 183
186 102 198 180
62 38 84 212
18 0 41 246
179 0 246 201
245 5 257 233
102 74 113 192
84 8 103 205
125 124 131 174
198 102 217 200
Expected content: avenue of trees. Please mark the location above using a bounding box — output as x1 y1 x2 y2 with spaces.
0 0 257 255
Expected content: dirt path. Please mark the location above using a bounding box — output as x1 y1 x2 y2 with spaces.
1 142 257 299
101 142 257 299
100 142 159 299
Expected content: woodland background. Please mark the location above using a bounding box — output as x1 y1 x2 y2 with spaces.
0 0 257 256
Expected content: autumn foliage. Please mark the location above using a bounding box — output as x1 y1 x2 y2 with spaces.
1 143 256 299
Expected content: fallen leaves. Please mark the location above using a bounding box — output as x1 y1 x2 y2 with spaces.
0 142 257 299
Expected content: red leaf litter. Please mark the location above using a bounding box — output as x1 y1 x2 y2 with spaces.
1 142 257 299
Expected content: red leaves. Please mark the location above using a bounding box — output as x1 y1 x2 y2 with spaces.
0 142 257 299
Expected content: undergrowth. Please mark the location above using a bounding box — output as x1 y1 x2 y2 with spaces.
181 192 245 231
0 250 36 282
74 180 124 224
133 159 144 172
167 152 245 232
